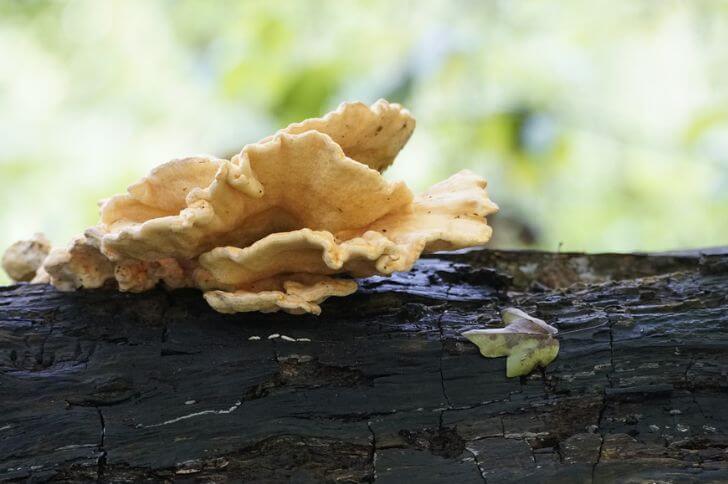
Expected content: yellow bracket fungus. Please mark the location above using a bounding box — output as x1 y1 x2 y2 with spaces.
2 100 498 315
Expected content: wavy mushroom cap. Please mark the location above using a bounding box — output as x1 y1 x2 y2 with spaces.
13 99 499 315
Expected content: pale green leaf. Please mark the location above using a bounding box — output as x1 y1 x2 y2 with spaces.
463 308 559 378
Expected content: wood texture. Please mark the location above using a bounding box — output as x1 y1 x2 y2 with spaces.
1 248 727 483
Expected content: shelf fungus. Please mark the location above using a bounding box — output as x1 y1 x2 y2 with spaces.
1 233 51 283
463 308 560 377
2 100 499 315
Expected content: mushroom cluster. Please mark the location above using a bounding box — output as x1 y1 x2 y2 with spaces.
3 100 498 314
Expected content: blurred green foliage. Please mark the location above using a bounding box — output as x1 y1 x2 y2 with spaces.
1 0 728 284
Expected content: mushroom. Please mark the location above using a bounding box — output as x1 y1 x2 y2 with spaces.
98 130 413 261
1 233 51 283
266 98 416 172
200 170 498 314
2 100 499 315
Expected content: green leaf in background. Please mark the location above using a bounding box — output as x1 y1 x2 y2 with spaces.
271 64 342 125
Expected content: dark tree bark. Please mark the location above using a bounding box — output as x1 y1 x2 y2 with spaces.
1 248 727 483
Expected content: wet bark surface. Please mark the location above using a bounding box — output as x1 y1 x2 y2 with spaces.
1 248 727 483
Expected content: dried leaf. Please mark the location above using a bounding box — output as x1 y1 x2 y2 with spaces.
462 308 559 377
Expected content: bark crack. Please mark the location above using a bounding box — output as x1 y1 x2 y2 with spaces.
435 272 455 426
35 309 58 369
591 433 604 484
436 303 453 431
367 421 377 482
591 314 616 481
606 315 615 388
271 338 280 362
591 394 607 483
142 400 243 428
95 407 107 483
78 341 97 369
465 447 488 484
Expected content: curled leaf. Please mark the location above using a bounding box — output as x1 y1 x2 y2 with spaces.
462 308 559 377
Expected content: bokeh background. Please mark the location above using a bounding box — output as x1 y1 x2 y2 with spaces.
2 0 727 284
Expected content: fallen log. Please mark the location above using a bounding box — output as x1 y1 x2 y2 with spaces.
1 248 727 482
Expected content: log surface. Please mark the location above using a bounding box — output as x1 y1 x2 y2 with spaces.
1 248 727 483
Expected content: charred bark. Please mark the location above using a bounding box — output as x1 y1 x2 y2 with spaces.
1 248 727 483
